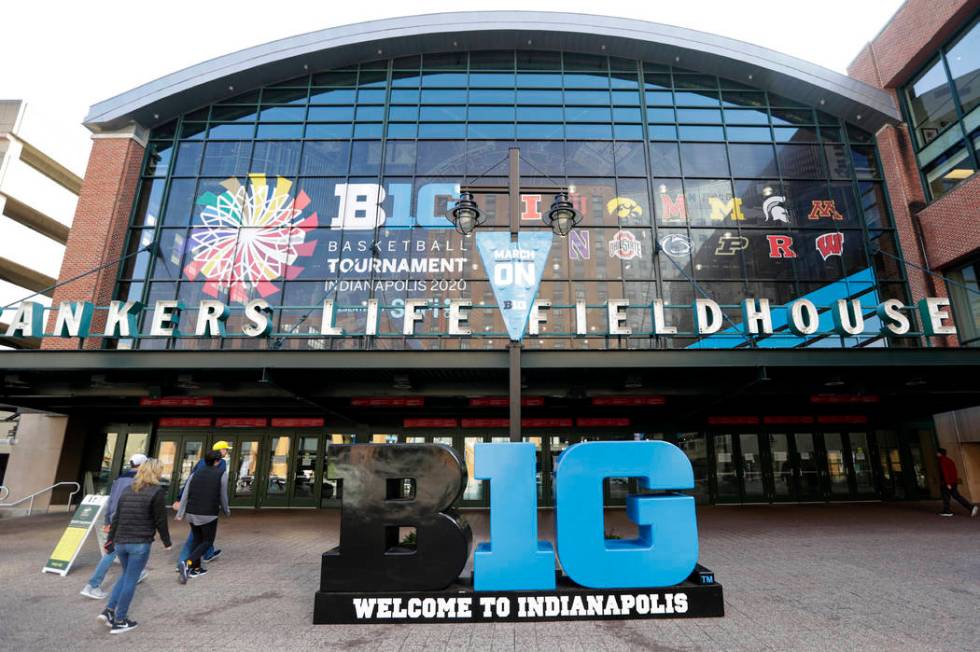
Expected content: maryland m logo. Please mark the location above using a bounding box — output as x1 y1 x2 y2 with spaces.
807 200 844 221
659 193 687 222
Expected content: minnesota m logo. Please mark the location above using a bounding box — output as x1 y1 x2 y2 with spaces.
708 197 745 221
807 200 844 221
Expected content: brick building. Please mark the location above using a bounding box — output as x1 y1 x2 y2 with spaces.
2 10 979 515
848 0 980 501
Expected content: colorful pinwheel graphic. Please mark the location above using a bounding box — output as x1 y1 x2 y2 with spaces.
183 173 318 302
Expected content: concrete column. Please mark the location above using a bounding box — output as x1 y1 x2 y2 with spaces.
42 123 147 350
1 414 69 514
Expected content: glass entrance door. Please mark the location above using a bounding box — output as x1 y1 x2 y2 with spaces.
739 433 767 502
793 433 823 501
259 434 292 507
713 434 740 502
847 432 876 498
821 433 851 499
155 434 206 503
291 435 322 507
225 436 262 508
768 433 794 501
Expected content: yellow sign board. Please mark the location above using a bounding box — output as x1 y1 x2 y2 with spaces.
42 494 107 576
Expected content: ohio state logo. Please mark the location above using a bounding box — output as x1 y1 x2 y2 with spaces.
609 231 642 260
816 232 844 260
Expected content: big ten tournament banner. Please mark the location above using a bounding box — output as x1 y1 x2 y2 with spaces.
314 440 723 624
42 495 108 576
169 174 641 306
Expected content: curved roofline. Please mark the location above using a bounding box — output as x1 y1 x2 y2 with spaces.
84 11 899 133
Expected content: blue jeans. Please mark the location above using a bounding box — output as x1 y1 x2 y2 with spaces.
178 528 214 565
106 543 150 621
87 548 117 589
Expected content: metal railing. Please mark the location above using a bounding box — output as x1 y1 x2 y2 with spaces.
0 482 80 516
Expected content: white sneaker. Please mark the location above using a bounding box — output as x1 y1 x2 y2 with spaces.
138 569 148 584
80 584 108 600
972 505 978 518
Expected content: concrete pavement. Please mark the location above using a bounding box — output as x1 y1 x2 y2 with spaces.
1 502 978 650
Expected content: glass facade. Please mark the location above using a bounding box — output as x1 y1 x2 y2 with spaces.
903 15 980 200
118 49 907 350
947 258 980 346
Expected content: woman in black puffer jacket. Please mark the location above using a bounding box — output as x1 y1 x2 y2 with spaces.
102 459 172 634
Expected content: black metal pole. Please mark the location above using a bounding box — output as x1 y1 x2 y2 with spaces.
508 147 521 443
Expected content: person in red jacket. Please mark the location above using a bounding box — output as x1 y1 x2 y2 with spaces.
937 448 978 517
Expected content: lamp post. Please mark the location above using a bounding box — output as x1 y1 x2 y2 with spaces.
449 147 580 442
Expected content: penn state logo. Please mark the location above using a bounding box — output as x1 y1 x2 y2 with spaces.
659 234 693 257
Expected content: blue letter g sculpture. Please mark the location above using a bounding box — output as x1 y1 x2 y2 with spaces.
555 440 698 588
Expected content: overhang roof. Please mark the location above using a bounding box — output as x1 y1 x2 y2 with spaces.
2 349 979 424
84 11 900 134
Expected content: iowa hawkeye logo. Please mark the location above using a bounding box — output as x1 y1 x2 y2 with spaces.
816 232 844 260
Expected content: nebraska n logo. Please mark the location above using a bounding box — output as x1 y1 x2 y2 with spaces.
816 232 844 260
808 200 844 221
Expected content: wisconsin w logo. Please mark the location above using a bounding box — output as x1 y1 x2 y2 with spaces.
816 232 844 260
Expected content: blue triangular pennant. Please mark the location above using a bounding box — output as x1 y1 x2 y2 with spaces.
476 231 553 341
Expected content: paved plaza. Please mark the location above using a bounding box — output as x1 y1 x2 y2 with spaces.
1 502 978 651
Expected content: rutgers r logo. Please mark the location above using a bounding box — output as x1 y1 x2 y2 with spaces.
816 232 844 260
766 235 797 259
807 200 844 221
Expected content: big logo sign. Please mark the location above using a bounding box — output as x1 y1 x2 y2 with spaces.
314 441 723 624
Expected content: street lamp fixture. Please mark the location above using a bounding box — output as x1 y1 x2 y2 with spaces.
449 191 484 235
544 191 581 237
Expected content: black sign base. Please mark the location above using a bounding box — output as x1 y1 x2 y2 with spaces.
314 568 724 624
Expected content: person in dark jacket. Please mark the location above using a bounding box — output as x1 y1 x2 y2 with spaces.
102 459 172 634
80 453 150 599
937 448 978 517
173 440 231 567
176 450 230 583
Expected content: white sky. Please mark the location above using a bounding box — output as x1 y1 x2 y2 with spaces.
1 0 903 166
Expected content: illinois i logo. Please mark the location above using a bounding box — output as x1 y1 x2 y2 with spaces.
609 230 642 260
184 173 318 302
807 200 844 221
816 232 844 260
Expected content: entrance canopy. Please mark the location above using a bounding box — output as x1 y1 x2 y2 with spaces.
2 349 978 426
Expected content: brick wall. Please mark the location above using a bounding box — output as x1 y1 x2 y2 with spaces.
41 136 145 350
917 175 980 269
848 0 978 347
847 0 979 87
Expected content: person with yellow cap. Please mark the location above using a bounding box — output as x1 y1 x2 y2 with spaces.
173 440 232 570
